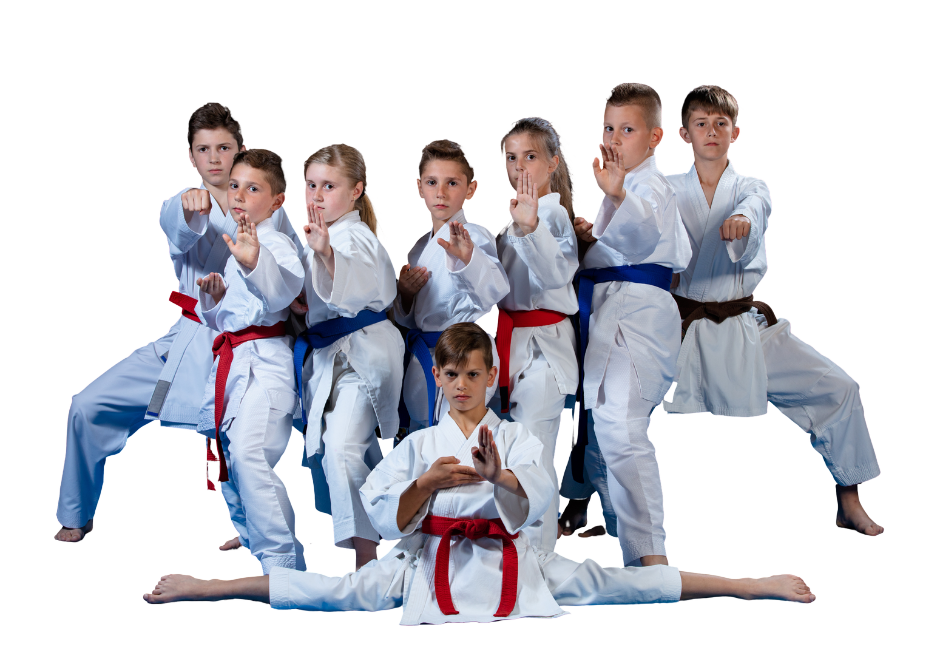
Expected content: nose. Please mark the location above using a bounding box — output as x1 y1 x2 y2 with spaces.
706 122 716 137
210 148 221 163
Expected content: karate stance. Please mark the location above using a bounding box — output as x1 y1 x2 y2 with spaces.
196 149 305 573
144 323 815 620
394 140 509 433
291 145 405 570
494 118 579 551
55 104 301 542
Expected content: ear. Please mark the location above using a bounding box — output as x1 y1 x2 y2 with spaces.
416 178 423 197
731 125 740 142
189 148 196 167
432 365 443 388
465 180 478 200
240 145 247 152
649 127 664 149
548 154 559 175
679 127 692 144
487 365 498 388
271 192 285 212
353 181 364 201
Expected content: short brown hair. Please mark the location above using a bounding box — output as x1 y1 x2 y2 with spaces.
418 139 475 184
435 323 493 370
188 103 244 150
681 85 739 129
232 149 286 195
607 83 662 129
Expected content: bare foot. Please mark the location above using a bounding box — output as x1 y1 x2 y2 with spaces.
836 484 883 536
748 575 816 603
143 574 209 604
219 537 242 551
54 519 93 542
578 525 606 538
558 498 590 537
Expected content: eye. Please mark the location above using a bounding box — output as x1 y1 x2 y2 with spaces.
229 182 238 190
249 185 259 193
448 180 458 187
507 154 516 161
696 122 705 127
445 372 456 379
220 145 230 151
604 126 613 132
526 154 536 161
199 147 208 152
427 179 436 186
307 182 316 190
324 183 334 190
623 127 633 134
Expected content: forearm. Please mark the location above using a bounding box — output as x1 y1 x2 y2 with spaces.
494 469 527 499
396 477 434 532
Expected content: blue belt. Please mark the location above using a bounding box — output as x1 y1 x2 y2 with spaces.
294 308 388 424
398 329 443 430
571 264 673 482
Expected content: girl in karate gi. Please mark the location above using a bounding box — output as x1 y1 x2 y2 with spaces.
394 140 509 433
194 149 306 574
493 118 579 551
144 323 816 620
292 145 405 570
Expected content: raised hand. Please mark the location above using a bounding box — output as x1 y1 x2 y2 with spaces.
719 215 751 241
223 215 260 271
592 144 627 204
397 263 429 313
304 202 332 258
509 170 539 235
182 188 213 216
471 425 501 484
196 272 226 304
437 221 474 266
417 456 484 492
573 216 596 244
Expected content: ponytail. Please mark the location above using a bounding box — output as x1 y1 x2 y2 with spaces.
356 192 377 234
551 151 575 221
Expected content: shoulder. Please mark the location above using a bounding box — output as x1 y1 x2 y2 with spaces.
260 226 299 257
466 222 497 245
537 198 573 237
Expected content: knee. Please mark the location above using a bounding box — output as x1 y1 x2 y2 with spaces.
822 367 861 408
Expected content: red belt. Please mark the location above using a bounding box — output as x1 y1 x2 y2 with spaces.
207 322 287 490
495 308 568 413
169 291 202 323
421 515 519 618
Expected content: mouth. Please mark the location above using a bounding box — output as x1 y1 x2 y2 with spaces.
434 204 448 209
454 395 470 402
232 207 245 214
209 168 223 173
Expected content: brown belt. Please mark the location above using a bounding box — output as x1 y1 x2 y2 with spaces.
673 294 778 334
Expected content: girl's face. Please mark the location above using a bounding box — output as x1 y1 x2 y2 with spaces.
416 159 477 224
305 163 362 224
504 133 557 197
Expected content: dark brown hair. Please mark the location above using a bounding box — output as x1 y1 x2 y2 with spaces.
418 139 475 184
232 149 286 195
501 117 574 222
681 85 739 130
188 103 244 150
304 144 377 234
435 322 493 370
607 83 662 130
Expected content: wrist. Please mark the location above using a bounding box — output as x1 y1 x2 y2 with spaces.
608 189 626 208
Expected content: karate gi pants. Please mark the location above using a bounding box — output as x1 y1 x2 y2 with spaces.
316 355 384 549
268 547 681 613
559 413 618 537
56 330 175 529
220 374 304 574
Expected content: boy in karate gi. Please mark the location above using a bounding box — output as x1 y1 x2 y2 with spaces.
144 323 816 619
568 83 692 567
664 85 881 534
54 104 302 542
394 140 509 433
196 149 306 572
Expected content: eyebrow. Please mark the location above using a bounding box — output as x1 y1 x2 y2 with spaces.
306 178 339 185
232 178 266 189
195 142 234 148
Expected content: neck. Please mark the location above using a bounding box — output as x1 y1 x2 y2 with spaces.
204 180 230 214
624 149 654 175
537 181 553 198
693 154 729 187
432 210 459 236
449 403 488 438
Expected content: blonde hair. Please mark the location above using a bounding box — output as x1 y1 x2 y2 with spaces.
303 144 377 233
500 117 575 223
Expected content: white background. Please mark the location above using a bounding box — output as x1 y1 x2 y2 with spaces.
3 1 936 654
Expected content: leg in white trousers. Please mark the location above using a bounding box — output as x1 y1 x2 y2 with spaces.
591 332 666 566
320 355 383 549
220 374 304 574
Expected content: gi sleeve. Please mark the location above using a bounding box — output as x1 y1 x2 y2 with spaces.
445 225 510 311
240 233 305 316
593 184 665 264
269 207 305 255
503 205 578 291
494 425 552 534
360 435 432 540
726 177 771 266
309 226 388 315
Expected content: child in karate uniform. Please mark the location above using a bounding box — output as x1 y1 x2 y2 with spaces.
494 118 579 551
394 140 509 432
144 323 816 620
569 84 692 567
292 145 405 570
665 85 881 534
194 149 305 573
55 104 301 543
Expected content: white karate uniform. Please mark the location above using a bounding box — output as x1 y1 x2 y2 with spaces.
300 210 405 548
56 188 301 530
580 155 691 565
268 411 682 623
495 192 579 550
392 210 510 427
665 163 879 485
197 218 305 573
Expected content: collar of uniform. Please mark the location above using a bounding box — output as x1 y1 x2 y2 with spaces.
329 210 361 233
428 208 468 245
438 407 503 448
253 216 276 234
540 192 561 206
627 154 656 181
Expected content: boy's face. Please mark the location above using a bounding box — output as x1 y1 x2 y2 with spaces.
189 128 243 188
432 350 497 414
504 133 557 193
305 163 363 225
227 163 284 223
679 111 739 161
602 104 663 172
417 159 477 223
